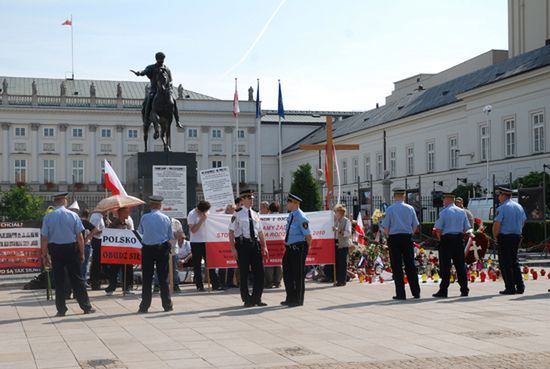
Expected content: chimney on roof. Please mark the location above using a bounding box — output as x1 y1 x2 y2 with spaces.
248 86 254 101
376 103 379 109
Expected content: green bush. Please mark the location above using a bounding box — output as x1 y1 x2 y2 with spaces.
0 186 44 221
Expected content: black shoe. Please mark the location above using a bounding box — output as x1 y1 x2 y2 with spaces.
432 291 448 298
460 290 469 297
137 308 148 314
173 286 181 292
515 287 525 295
55 311 67 317
164 306 173 312
215 286 226 291
197 287 205 292
91 286 102 291
255 302 268 307
413 294 420 299
280 300 289 306
499 289 516 295
83 308 96 315
392 296 406 300
244 301 254 308
287 302 300 307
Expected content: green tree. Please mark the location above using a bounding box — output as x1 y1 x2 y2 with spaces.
452 183 482 207
512 171 550 204
0 186 44 221
289 163 322 212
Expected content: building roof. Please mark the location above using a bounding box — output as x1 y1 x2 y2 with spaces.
0 76 218 100
284 45 550 153
261 110 357 124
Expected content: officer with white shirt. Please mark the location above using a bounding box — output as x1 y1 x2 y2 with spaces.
229 189 269 307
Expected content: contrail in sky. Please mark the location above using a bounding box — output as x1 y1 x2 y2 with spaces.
222 0 287 77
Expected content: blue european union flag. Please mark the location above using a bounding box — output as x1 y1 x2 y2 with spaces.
255 80 261 119
278 81 285 119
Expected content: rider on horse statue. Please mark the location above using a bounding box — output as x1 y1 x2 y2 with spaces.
131 52 183 130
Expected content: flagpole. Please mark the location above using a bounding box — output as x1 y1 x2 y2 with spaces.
70 14 74 80
256 79 262 207
278 79 282 198
235 78 240 196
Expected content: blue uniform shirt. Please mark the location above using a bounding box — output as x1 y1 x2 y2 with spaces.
138 209 173 245
381 201 419 235
495 199 526 235
41 206 84 244
285 208 311 244
434 204 471 235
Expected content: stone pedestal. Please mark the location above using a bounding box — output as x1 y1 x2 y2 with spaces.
382 178 393 204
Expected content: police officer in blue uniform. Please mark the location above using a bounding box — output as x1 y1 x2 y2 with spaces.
382 188 421 300
137 195 174 313
229 189 269 307
41 192 94 316
493 187 527 295
433 193 472 298
282 194 312 307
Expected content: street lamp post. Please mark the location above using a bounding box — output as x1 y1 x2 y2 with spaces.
483 105 492 199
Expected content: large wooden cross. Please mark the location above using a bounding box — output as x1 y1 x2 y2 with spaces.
299 116 359 204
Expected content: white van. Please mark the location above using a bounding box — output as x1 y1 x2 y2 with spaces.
467 197 518 221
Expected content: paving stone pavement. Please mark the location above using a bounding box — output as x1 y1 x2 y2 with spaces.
0 278 549 369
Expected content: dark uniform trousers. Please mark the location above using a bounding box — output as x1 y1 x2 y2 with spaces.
48 243 92 313
190 242 220 289
140 243 172 311
438 234 468 293
335 242 349 285
283 242 309 305
90 237 103 289
498 234 524 292
388 234 420 298
236 238 264 303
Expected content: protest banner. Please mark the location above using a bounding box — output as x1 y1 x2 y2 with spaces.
0 221 41 275
200 167 235 213
205 211 335 268
153 165 187 218
100 228 142 265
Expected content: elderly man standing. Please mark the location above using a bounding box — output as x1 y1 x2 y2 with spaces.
41 192 95 316
137 196 174 313
382 188 421 300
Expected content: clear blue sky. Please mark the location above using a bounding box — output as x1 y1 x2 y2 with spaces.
1 0 508 111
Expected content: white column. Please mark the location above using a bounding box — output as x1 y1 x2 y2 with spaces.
248 126 256 187
116 125 124 182
200 126 209 172
30 123 40 183
225 127 234 183
88 125 98 183
59 124 68 183
1 123 10 183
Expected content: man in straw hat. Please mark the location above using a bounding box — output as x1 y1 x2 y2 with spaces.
281 193 312 307
381 188 421 300
493 187 526 295
229 189 268 307
41 192 95 316
432 192 472 298
137 195 174 313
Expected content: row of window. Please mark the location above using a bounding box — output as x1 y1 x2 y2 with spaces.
187 128 246 140
12 127 139 139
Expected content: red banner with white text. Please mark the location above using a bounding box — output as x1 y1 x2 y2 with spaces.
101 228 142 265
205 211 335 269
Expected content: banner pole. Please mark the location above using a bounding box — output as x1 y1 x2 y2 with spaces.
168 251 174 295
206 260 211 292
123 264 127 296
46 268 52 301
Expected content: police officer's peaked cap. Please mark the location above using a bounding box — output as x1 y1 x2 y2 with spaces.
392 187 406 195
288 193 303 202
443 192 456 198
148 195 164 204
239 189 255 198
52 192 69 200
496 187 513 196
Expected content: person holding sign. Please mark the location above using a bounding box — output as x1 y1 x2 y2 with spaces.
137 196 174 313
105 207 135 295
229 189 269 307
282 194 312 307
41 192 95 317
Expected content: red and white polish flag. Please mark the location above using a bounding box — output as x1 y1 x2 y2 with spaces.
103 160 128 196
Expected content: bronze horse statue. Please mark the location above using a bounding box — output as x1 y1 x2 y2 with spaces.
142 68 175 152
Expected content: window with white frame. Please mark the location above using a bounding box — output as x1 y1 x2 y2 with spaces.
480 124 489 161
389 149 396 177
426 140 435 173
15 159 27 182
72 160 84 183
364 155 371 180
100 144 112 153
504 118 516 157
187 128 198 138
212 128 222 139
101 128 112 138
43 160 55 183
72 128 83 138
406 145 414 175
532 111 545 153
128 129 138 139
237 160 246 183
15 127 26 137
212 160 223 168
342 160 348 185
449 136 459 169
352 157 359 182
376 152 383 179
43 127 55 137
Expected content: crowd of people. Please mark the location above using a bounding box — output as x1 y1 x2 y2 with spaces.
39 185 529 317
